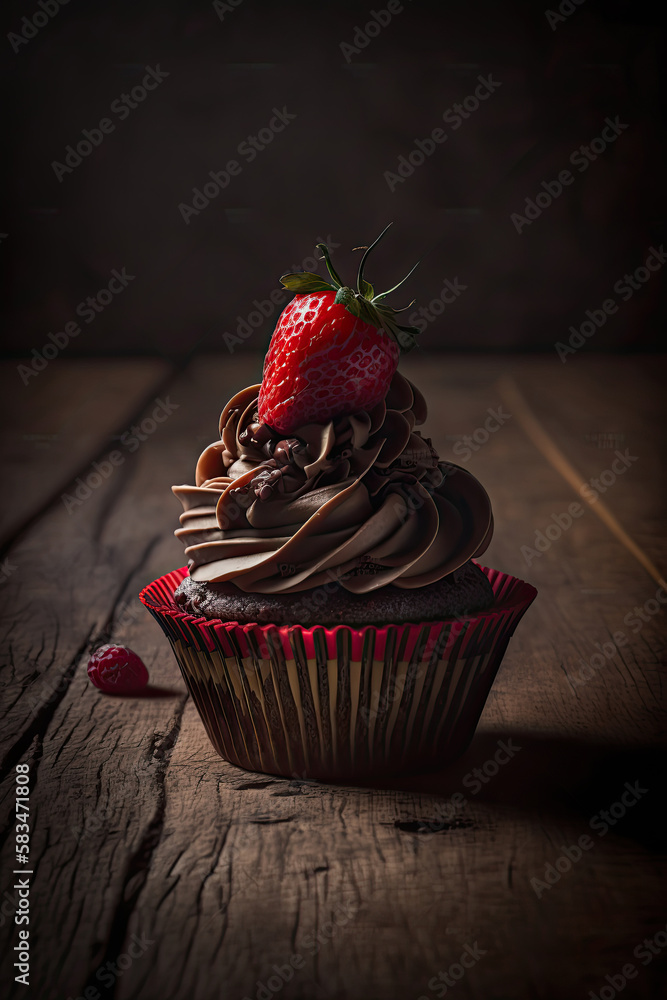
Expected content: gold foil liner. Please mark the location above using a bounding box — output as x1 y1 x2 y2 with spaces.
140 565 536 781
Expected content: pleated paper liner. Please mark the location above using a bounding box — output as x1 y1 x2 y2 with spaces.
140 565 536 781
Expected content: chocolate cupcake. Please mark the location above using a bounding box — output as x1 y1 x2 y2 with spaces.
172 560 494 626
141 231 536 781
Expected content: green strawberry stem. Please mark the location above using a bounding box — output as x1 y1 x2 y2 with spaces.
279 225 422 352
316 242 346 290
356 222 394 298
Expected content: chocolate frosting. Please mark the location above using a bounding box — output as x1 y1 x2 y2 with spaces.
172 373 493 594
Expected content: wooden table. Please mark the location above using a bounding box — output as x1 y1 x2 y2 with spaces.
1 354 665 1000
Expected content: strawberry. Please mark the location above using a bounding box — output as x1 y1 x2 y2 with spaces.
257 225 420 434
87 644 149 694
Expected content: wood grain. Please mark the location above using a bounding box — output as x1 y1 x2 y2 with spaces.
0 358 173 549
0 355 665 1000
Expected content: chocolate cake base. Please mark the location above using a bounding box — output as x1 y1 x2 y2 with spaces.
173 560 494 626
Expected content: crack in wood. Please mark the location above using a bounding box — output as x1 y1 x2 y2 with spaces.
0 364 177 558
78 695 187 1000
249 814 295 824
0 733 43 851
92 534 162 648
1 529 163 796
233 779 282 790
393 818 476 834
0 623 92 782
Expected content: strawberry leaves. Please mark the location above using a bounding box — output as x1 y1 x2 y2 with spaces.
280 272 336 293
279 226 423 353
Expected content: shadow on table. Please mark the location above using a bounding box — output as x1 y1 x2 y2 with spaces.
104 684 184 699
305 728 667 852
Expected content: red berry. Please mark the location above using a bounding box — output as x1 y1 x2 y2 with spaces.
258 291 399 434
87 644 149 694
257 228 421 435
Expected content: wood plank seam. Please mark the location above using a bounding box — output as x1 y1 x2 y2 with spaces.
0 362 178 558
498 375 667 592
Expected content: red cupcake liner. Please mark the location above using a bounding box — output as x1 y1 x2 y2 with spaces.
139 565 536 781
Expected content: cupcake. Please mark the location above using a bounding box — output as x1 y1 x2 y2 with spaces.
141 229 536 781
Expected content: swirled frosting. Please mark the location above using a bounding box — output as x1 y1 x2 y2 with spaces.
172 372 493 594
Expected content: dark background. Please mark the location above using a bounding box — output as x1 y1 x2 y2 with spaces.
2 0 666 363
